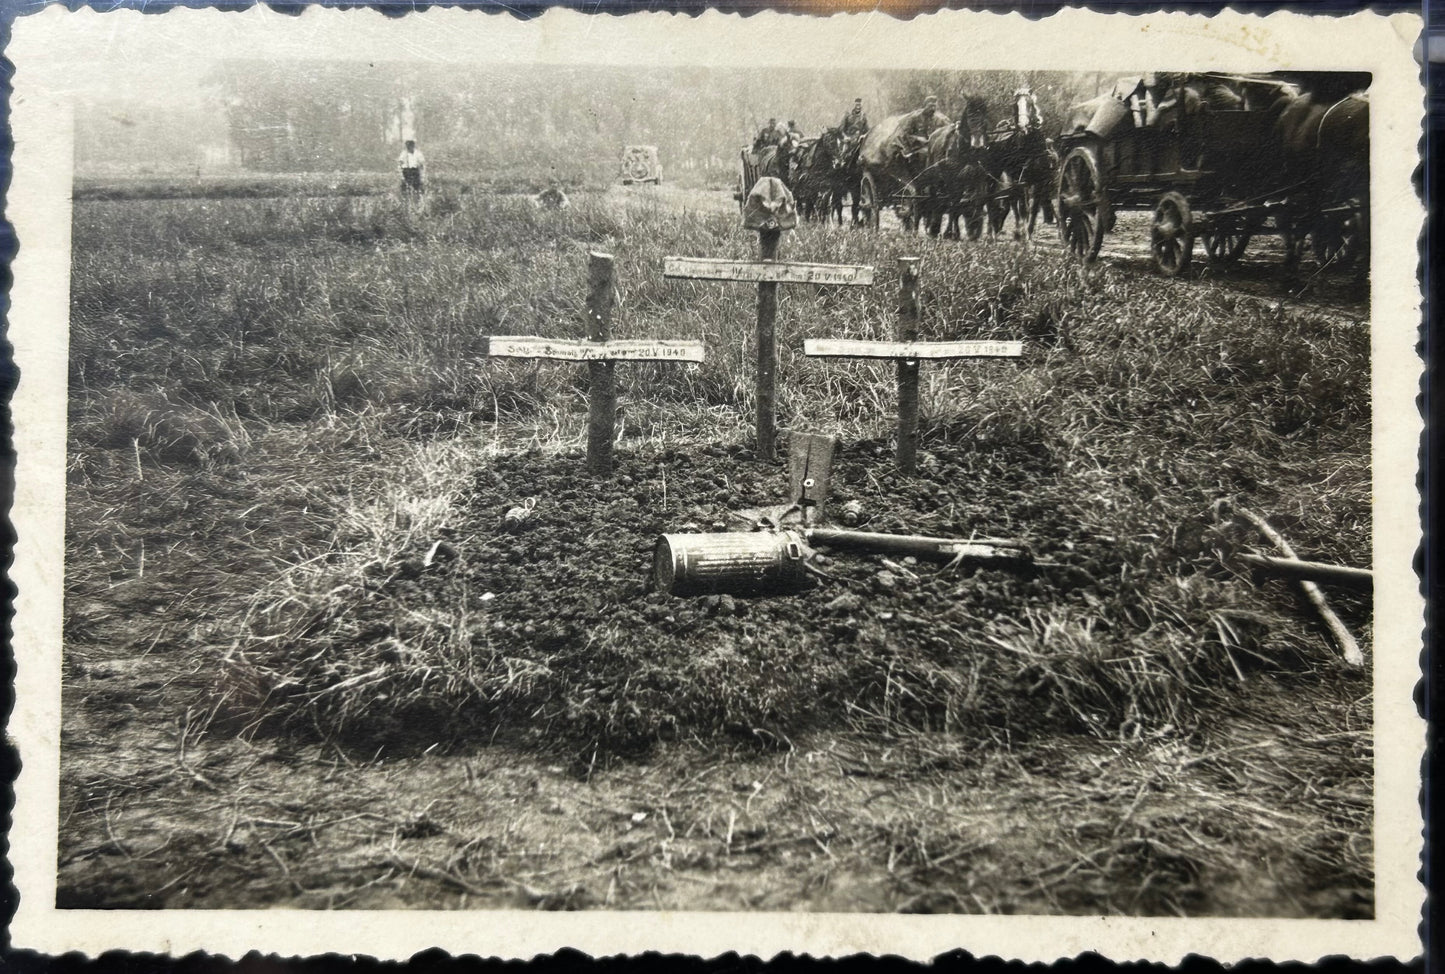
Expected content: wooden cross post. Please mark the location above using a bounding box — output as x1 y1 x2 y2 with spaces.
664 179 873 461
585 252 616 475
804 256 1024 476
896 256 922 475
486 251 705 477
756 228 781 463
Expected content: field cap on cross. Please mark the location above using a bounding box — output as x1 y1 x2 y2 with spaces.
743 176 798 231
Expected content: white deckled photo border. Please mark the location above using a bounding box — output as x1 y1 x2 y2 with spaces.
5 4 1425 962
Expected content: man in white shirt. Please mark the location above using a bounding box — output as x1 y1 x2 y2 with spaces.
397 139 425 196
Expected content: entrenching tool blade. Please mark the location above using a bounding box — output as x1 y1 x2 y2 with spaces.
787 432 837 526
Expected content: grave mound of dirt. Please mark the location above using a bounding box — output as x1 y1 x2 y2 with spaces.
215 432 1340 761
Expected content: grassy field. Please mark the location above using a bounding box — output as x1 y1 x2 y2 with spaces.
59 176 1373 914
71 168 632 202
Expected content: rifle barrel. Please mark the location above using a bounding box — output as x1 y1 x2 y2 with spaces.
804 528 1032 563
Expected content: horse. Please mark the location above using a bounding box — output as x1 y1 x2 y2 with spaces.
920 122 984 239
987 127 1058 239
1266 83 1370 270
1016 137 1059 236
829 131 864 224
790 128 848 222
754 143 792 185
975 89 1057 240
788 137 824 220
914 97 993 239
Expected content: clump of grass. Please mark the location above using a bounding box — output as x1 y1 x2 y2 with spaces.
73 388 252 467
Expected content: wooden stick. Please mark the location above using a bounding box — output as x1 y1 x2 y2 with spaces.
1234 505 1365 667
1234 553 1373 592
586 252 617 477
896 257 922 476
756 230 780 461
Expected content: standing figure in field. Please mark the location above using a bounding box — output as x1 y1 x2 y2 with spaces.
398 139 426 197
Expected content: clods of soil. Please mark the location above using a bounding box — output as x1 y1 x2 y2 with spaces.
217 435 1345 765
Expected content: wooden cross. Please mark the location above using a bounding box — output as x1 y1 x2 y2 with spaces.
804 257 1024 476
486 251 705 477
664 177 874 462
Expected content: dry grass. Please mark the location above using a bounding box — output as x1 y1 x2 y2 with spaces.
68 185 1372 746
61 180 1374 914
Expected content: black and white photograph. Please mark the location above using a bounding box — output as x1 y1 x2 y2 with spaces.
5 5 1424 962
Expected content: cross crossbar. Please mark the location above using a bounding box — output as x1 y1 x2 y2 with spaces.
804 257 1025 476
804 339 1024 360
483 252 702 477
664 256 875 286
487 336 705 362
664 227 877 460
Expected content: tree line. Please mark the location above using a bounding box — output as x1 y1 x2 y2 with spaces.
79 61 1097 185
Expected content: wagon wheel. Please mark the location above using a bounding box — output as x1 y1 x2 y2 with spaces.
1151 191 1195 278
859 172 881 231
1201 223 1252 265
1057 145 1107 261
899 181 921 233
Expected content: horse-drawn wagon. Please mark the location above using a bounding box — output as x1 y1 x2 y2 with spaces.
858 92 1058 241
735 142 793 214
854 110 941 232
1054 73 1369 276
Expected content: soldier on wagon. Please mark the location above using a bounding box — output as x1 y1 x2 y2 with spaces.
901 94 945 160
754 117 785 152
840 98 870 141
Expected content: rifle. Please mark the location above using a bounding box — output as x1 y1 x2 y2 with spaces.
803 528 1032 570
653 527 1042 596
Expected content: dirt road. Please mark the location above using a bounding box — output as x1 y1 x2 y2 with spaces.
663 183 1368 320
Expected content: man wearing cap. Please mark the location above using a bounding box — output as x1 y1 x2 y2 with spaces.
902 94 945 160
840 98 870 140
754 117 784 152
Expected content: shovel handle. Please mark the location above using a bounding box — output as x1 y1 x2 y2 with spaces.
1232 505 1365 668
1234 553 1372 592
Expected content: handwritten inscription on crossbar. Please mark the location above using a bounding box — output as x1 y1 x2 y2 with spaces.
664 257 875 287
804 339 1024 360
487 336 706 363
